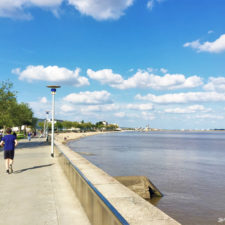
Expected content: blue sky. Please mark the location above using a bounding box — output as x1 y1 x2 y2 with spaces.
1 0 225 129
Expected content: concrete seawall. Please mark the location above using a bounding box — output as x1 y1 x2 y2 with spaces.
54 140 181 225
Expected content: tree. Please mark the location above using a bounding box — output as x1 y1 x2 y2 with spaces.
62 121 73 129
0 81 17 129
0 81 34 132
38 121 44 129
31 117 38 129
55 121 63 131
106 124 118 131
72 121 79 128
11 102 33 133
83 122 94 131
95 121 105 130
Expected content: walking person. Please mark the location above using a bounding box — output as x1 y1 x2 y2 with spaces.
27 132 32 141
0 128 18 174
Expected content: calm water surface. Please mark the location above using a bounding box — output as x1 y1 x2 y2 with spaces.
68 131 225 225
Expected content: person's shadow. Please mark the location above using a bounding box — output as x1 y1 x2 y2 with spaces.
14 163 54 174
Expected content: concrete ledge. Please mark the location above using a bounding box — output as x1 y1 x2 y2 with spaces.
114 176 163 199
54 141 181 225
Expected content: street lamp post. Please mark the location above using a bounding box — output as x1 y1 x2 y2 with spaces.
47 85 61 157
43 118 46 138
45 111 50 141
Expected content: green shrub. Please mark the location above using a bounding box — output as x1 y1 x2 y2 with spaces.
16 133 25 139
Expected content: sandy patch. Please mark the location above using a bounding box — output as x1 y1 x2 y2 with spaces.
55 132 102 144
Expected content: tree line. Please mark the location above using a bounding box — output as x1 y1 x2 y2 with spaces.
38 120 119 132
0 81 35 132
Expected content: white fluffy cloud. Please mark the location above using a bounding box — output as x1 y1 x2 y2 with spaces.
184 34 225 53
119 71 202 90
61 104 75 112
136 92 225 104
203 77 225 92
165 105 211 114
147 0 154 10
160 68 168 73
12 65 89 87
127 103 153 111
130 72 202 90
147 0 165 11
68 0 134 20
87 69 202 90
114 112 126 118
141 112 155 120
29 98 51 118
63 90 112 105
87 69 123 85
80 104 119 113
0 0 62 19
59 101 123 121
208 30 214 34
0 0 133 20
40 97 48 103
195 114 224 120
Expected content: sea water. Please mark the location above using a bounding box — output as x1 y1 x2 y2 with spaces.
68 131 225 225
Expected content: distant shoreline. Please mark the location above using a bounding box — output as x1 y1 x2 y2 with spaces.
54 129 225 145
55 131 103 144
131 129 225 132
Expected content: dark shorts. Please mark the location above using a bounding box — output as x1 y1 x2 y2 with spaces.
4 150 15 160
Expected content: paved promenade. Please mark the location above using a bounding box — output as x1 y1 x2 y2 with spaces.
0 138 91 225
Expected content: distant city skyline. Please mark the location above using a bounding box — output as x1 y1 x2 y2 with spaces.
1 0 225 129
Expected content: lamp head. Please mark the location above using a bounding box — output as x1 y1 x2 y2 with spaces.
47 85 61 95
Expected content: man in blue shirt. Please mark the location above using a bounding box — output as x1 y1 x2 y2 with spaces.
0 128 18 174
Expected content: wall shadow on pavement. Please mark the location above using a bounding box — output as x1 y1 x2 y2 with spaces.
16 139 50 149
14 163 54 174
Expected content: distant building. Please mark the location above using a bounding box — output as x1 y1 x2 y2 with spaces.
101 121 108 126
67 127 80 132
144 125 150 132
